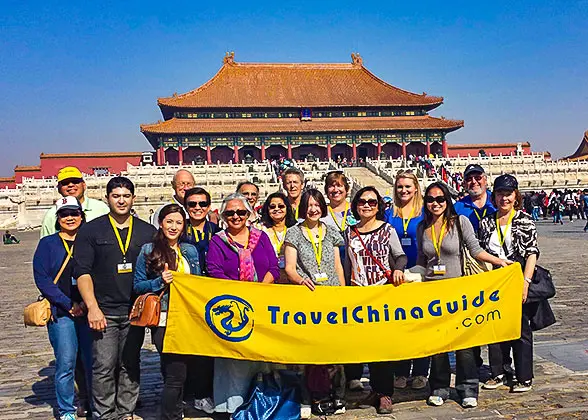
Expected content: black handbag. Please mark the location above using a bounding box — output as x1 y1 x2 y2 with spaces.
529 300 556 331
526 264 556 303
502 243 555 303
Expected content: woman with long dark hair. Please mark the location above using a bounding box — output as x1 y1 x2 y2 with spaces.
134 204 204 420
416 182 508 409
259 192 297 282
343 186 407 414
33 197 91 420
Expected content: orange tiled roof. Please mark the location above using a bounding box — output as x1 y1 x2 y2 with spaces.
565 130 588 161
141 116 464 136
14 165 41 171
40 152 144 159
0 176 15 182
158 54 443 109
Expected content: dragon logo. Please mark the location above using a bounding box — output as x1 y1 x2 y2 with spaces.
205 295 254 342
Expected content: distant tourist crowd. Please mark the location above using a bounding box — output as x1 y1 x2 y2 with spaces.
30 162 556 419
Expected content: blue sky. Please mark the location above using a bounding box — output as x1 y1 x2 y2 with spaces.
1 0 587 175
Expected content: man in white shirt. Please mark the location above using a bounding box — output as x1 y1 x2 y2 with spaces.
40 166 109 238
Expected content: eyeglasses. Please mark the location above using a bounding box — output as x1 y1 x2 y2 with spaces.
224 209 249 217
269 204 286 210
465 175 484 183
58 209 82 218
241 191 258 197
424 196 447 204
58 179 83 187
357 199 379 208
186 200 210 208
176 182 195 188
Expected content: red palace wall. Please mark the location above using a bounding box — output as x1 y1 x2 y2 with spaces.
39 154 142 178
447 143 531 157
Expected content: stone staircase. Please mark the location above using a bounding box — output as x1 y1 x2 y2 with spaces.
343 167 395 198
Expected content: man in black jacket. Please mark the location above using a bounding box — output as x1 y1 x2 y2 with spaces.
75 177 156 420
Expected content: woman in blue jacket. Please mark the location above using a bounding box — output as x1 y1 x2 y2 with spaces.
33 197 92 420
384 171 430 391
133 204 205 420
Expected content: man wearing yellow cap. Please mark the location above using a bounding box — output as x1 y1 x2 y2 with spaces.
40 166 109 237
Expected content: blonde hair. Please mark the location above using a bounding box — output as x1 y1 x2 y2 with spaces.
393 172 423 217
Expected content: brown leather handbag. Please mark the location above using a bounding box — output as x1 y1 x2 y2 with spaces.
129 287 167 327
24 251 72 327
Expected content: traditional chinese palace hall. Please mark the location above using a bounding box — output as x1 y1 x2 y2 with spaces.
141 53 464 165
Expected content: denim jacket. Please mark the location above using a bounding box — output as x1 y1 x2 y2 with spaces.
134 242 201 311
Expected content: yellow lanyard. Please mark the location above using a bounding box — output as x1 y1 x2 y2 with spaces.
61 237 74 258
399 205 416 236
304 223 323 268
431 221 447 259
109 215 133 262
294 205 299 219
473 207 487 221
328 203 349 231
175 247 186 273
495 210 515 246
191 224 211 243
271 226 287 254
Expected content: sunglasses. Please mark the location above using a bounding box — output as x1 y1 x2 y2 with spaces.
186 200 210 208
357 199 379 208
269 204 286 210
465 175 484 183
424 196 447 204
224 209 249 217
58 209 82 218
58 179 83 187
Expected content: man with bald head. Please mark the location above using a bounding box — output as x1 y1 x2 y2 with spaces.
151 169 195 228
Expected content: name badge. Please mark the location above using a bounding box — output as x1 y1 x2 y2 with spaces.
433 264 446 275
313 272 329 283
71 276 77 286
278 256 286 269
117 262 133 274
401 237 412 246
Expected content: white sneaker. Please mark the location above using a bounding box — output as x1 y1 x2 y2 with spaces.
348 379 364 391
194 397 215 414
427 395 444 406
300 404 311 419
462 397 478 408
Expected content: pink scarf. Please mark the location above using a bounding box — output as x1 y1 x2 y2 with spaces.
218 227 263 282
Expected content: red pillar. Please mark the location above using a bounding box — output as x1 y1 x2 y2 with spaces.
442 139 448 157
178 146 183 166
426 141 431 157
206 145 212 164
352 143 357 161
261 144 266 161
401 142 407 158
233 145 239 163
287 143 293 159
327 143 332 161
377 142 382 158
158 146 165 165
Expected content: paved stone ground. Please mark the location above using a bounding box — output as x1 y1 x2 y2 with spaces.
2 220 588 419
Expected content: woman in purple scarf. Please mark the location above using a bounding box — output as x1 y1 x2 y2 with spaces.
206 193 279 414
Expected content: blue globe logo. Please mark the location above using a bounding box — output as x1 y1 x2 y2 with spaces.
205 295 254 342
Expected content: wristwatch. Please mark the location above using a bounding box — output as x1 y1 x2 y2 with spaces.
524 277 532 284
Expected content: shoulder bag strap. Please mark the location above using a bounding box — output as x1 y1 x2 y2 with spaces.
352 227 388 273
454 217 466 276
53 246 73 285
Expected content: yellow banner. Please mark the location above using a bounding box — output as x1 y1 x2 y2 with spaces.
163 264 523 364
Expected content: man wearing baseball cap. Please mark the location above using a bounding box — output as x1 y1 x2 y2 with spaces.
454 164 496 233
40 166 109 238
